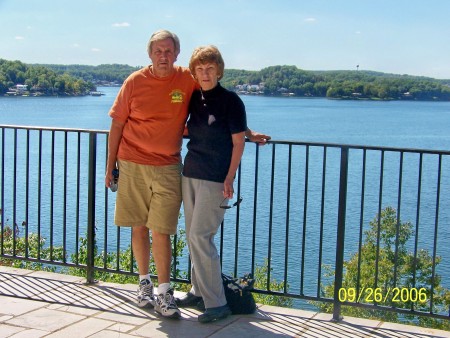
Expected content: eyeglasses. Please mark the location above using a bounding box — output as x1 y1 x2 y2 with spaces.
200 88 216 125
220 196 243 209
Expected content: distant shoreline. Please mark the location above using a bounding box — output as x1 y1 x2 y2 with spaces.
3 90 106 98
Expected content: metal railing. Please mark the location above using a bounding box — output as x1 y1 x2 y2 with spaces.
1 124 450 322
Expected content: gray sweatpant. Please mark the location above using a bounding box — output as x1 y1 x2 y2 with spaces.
182 176 227 309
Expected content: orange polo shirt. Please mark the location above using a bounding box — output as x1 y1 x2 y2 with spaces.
109 66 197 165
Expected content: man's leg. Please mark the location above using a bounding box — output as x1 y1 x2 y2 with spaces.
152 230 171 284
132 225 154 307
115 160 156 308
149 163 182 318
132 225 150 274
152 229 181 318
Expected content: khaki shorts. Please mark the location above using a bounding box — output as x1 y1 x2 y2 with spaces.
114 160 182 235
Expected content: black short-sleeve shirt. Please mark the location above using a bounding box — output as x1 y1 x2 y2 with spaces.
183 83 247 183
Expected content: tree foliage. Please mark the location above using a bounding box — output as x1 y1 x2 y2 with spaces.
68 229 188 287
0 59 96 96
40 63 140 85
252 258 293 308
221 66 450 100
0 223 65 271
2 59 449 100
315 207 450 330
1 215 293 308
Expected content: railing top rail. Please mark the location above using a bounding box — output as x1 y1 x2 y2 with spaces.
240 138 450 155
0 124 109 135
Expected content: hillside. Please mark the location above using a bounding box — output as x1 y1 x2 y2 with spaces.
0 59 96 96
221 66 450 101
2 59 450 101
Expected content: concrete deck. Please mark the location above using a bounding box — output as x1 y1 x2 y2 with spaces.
0 266 449 337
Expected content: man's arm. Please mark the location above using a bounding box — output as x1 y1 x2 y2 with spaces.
105 119 125 188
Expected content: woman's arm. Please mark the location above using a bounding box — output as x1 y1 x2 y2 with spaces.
223 131 246 198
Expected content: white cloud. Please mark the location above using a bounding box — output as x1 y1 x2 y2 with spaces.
112 22 130 28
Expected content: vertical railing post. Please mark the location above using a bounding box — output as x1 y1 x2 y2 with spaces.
86 132 97 284
333 146 349 321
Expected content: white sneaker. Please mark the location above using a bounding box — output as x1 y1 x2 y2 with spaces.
155 287 181 318
137 279 155 308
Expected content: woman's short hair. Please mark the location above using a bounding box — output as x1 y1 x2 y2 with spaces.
147 29 180 57
189 45 225 80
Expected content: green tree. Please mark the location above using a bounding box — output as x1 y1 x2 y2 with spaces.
0 222 65 271
68 229 188 285
315 207 450 330
0 59 95 95
252 259 293 308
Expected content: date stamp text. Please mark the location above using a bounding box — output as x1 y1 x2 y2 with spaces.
338 287 428 304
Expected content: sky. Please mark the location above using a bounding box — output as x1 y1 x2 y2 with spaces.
1 0 449 79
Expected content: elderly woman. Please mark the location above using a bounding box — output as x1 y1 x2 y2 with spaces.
177 45 247 323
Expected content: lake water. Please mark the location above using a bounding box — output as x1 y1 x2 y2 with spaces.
2 87 450 150
1 87 450 304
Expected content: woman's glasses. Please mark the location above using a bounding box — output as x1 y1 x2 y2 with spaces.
220 196 243 209
200 88 216 125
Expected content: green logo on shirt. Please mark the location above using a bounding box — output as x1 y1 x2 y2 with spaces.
170 90 184 103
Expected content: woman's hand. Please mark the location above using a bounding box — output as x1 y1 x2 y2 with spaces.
223 176 235 199
245 128 271 145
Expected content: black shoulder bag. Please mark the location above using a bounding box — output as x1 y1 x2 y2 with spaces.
222 273 257 314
